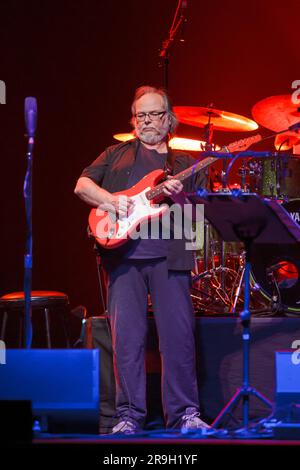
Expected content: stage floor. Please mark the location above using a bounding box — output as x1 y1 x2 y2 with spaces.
3 425 300 464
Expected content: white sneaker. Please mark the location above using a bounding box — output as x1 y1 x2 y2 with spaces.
111 419 139 435
181 407 211 433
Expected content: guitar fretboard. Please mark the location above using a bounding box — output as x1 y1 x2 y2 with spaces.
145 133 262 201
145 156 218 201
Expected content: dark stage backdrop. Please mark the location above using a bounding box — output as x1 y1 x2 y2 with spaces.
1 0 299 316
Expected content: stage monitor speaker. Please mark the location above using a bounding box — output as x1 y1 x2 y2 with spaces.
272 350 300 439
275 350 300 410
0 349 100 433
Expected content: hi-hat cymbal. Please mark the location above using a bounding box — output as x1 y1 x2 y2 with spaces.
252 95 300 132
113 133 220 151
173 106 258 132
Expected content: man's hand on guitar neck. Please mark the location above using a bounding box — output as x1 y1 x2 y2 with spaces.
163 176 185 204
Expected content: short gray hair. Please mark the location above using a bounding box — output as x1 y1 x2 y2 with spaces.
130 85 178 136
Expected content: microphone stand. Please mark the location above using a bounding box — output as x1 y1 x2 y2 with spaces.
23 97 37 349
23 135 34 348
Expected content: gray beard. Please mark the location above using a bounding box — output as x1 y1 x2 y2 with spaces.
139 133 162 145
138 128 168 145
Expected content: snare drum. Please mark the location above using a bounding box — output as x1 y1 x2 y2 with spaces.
251 199 300 313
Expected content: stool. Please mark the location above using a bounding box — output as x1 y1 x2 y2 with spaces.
0 290 71 348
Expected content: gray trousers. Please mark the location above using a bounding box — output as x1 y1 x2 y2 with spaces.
106 257 199 428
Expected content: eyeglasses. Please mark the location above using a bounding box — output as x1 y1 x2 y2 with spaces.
135 111 167 122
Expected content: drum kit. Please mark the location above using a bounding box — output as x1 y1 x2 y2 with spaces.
114 94 300 316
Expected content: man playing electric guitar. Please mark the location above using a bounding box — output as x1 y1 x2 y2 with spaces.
75 85 209 434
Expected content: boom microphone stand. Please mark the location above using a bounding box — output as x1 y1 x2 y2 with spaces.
159 0 188 89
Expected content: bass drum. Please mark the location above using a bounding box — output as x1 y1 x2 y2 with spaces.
251 199 300 313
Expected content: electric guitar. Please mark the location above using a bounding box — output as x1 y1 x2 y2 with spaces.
88 134 262 249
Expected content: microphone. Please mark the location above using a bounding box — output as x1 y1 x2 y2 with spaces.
24 97 37 138
180 0 188 43
288 121 300 133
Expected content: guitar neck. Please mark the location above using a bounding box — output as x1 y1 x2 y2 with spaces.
146 155 219 201
146 133 262 201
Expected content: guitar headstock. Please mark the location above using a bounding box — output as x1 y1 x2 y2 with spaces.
225 134 262 153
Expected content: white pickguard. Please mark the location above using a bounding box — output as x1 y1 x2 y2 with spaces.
95 188 166 240
115 188 165 239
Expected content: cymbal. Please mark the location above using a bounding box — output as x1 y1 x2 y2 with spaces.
169 136 221 151
252 95 300 132
173 106 258 132
113 133 135 142
113 133 221 151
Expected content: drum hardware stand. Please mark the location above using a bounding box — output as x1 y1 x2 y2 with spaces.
192 265 224 282
186 189 300 435
238 161 249 192
267 270 285 315
275 158 282 199
202 109 218 279
209 235 226 295
204 108 228 292
230 263 245 314
192 266 233 313
197 229 231 313
207 235 227 293
230 252 269 315
203 107 215 151
203 220 210 271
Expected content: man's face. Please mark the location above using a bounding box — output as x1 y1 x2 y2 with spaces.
133 93 170 145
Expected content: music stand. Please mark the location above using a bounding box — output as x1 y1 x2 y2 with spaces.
187 191 300 436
